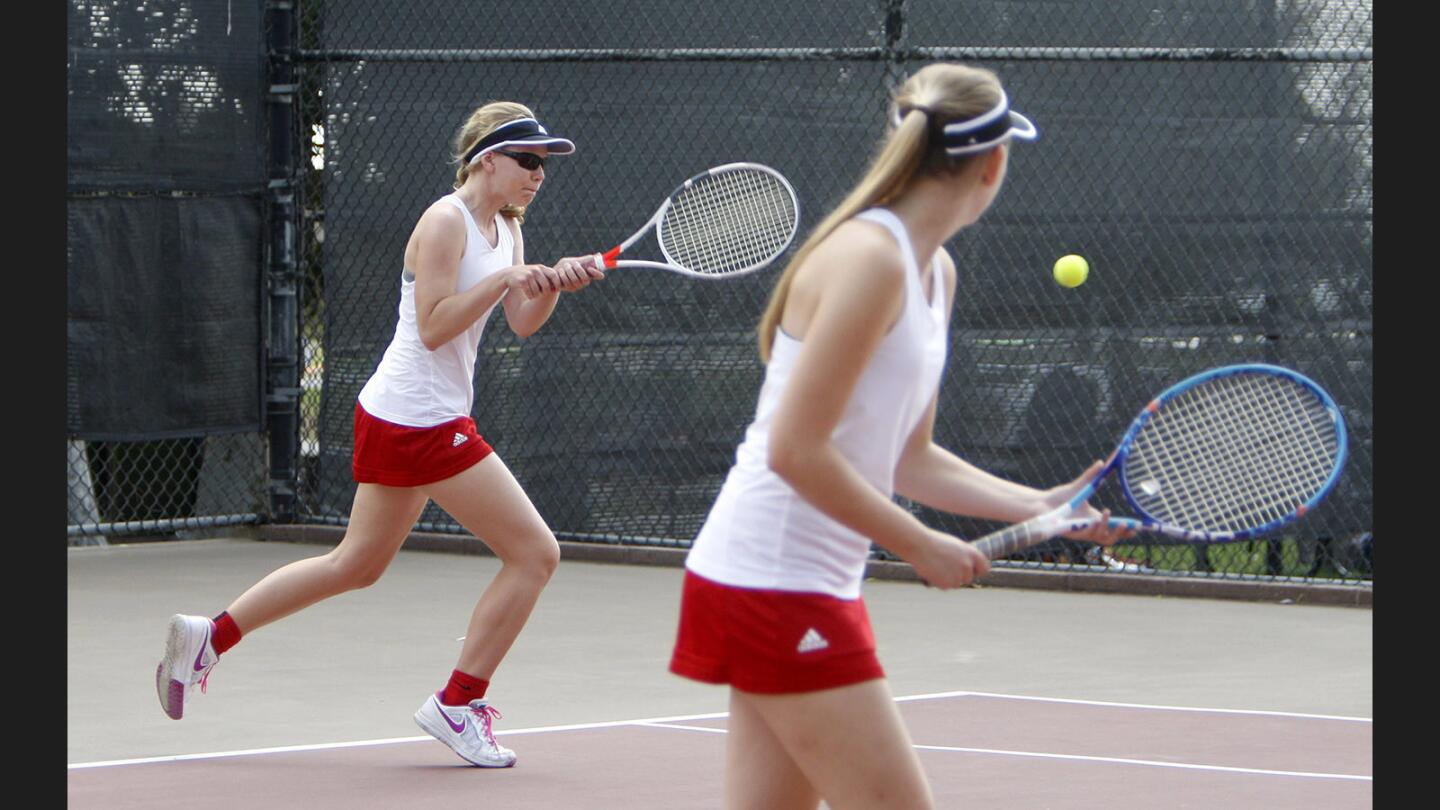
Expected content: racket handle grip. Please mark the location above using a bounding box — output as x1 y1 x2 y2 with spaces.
601 246 622 268
972 518 1058 561
972 512 1108 560
973 515 1142 560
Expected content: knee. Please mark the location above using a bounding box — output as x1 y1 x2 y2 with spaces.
326 551 388 591
348 565 387 590
511 531 560 581
532 533 561 580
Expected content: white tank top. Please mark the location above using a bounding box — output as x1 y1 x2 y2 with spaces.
358 195 515 426
685 208 950 598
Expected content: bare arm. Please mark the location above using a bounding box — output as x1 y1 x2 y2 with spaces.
500 217 606 338
895 399 1050 520
766 222 988 587
893 252 1129 546
499 217 560 338
892 253 1045 519
411 204 524 350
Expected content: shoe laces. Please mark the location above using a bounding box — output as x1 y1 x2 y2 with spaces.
197 661 216 694
471 704 503 747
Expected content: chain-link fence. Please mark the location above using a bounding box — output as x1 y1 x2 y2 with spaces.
67 0 272 544
69 1 1372 586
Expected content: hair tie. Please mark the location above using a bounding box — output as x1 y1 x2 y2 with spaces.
890 104 936 128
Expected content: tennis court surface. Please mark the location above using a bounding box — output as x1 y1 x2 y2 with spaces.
69 539 1371 808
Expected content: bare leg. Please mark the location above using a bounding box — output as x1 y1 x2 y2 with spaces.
226 484 429 633
734 679 933 810
421 453 560 679
725 688 822 810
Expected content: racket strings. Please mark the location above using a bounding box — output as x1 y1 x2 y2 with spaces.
1168 391 1298 524
1125 373 1340 532
1137 377 1338 529
659 169 797 275
1139 382 1332 530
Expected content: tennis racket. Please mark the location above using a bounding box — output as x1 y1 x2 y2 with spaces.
597 162 800 279
973 364 1347 560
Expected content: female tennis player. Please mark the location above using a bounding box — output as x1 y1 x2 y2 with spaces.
669 64 1133 808
155 101 605 768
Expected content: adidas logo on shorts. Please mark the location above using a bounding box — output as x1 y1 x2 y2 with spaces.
796 627 829 654
452 433 469 447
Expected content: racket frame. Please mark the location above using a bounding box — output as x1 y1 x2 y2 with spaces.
601 162 799 279
972 363 1347 560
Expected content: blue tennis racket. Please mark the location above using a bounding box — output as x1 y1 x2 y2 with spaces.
973 364 1348 560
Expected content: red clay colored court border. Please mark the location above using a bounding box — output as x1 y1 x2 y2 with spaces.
68 691 1371 810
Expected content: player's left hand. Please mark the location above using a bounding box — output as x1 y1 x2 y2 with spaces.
553 253 606 292
1041 460 1137 547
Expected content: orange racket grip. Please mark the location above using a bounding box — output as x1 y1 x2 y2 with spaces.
601 246 623 268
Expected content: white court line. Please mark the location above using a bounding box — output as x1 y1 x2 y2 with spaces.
68 709 729 770
70 736 442 770
910 744 1371 782
68 690 1367 770
632 712 1371 783
892 690 1372 723
635 722 727 734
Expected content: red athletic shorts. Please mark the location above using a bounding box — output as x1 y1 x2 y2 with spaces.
669 570 884 694
351 402 494 487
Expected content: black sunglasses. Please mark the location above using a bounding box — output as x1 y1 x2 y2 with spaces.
494 149 547 171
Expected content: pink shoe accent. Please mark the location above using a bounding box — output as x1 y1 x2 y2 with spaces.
471 703 504 749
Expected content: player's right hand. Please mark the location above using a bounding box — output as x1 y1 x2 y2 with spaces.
911 529 990 589
552 253 607 291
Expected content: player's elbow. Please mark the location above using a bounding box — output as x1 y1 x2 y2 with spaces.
415 313 448 351
767 437 813 485
891 453 927 498
505 307 548 339
507 320 538 340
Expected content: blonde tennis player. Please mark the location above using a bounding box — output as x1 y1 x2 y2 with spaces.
155 101 605 768
669 64 1132 809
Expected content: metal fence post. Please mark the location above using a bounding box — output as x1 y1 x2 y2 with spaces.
882 0 909 89
266 1 300 522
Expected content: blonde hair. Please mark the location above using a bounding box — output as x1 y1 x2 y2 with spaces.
452 100 535 222
756 63 1006 361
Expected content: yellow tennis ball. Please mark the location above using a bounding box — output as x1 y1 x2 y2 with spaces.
1053 254 1089 288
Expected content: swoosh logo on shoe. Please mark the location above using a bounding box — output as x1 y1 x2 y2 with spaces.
440 701 466 733
193 626 212 672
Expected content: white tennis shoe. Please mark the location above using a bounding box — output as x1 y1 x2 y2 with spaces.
155 614 219 720
414 693 517 768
